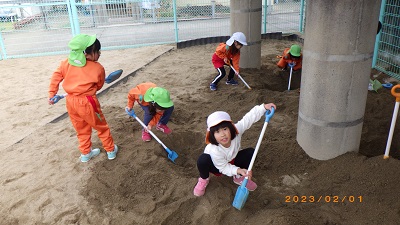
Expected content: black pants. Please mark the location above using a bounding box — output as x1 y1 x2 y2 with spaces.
210 66 235 85
197 148 255 179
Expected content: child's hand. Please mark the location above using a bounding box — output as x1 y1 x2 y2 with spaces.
264 103 276 111
288 61 296 68
224 58 229 65
146 124 152 131
237 168 253 180
125 107 137 117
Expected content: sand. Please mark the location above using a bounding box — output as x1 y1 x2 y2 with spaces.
1 39 400 225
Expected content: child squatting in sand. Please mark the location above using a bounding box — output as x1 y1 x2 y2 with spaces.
193 102 276 196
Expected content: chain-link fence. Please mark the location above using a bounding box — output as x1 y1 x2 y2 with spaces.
0 0 305 60
1 0 399 81
373 0 400 80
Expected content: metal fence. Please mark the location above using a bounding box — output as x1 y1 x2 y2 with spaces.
0 0 304 60
1 0 398 80
373 0 400 80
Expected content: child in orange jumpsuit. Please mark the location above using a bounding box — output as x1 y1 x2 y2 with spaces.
277 44 303 71
210 32 247 91
125 82 174 142
48 34 118 163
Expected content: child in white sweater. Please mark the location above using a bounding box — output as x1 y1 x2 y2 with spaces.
193 103 276 197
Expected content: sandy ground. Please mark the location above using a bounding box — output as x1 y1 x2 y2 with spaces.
1 39 400 225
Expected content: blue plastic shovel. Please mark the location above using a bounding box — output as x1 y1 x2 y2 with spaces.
125 108 178 163
105 69 123 84
287 62 295 91
232 107 275 210
50 69 123 104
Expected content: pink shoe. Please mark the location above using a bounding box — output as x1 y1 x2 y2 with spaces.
156 123 172 134
141 130 151 142
193 177 209 196
233 176 257 191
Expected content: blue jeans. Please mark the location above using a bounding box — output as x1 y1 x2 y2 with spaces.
139 104 174 126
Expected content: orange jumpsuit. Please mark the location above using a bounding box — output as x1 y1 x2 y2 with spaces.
127 82 163 127
277 48 303 71
49 59 115 155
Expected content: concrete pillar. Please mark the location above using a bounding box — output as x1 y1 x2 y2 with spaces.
230 0 262 69
297 0 381 160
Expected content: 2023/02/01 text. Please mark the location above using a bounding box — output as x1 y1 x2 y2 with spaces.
285 195 363 203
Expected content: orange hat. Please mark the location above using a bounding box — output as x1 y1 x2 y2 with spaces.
205 111 238 144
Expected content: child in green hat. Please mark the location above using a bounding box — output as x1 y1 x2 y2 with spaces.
48 34 118 163
277 44 303 71
126 82 174 142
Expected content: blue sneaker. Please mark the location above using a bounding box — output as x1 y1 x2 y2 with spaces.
80 148 100 163
107 145 118 160
226 79 238 85
210 83 217 91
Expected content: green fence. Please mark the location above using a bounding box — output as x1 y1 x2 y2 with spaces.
0 0 304 60
373 0 400 80
1 0 399 81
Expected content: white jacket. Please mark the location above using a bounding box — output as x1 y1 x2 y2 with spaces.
204 104 267 176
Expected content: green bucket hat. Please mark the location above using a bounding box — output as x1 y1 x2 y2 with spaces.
144 87 174 108
68 34 97 67
289 44 301 57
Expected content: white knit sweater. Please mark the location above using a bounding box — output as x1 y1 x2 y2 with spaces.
204 104 267 176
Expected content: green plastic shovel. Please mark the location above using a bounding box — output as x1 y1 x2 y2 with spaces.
232 107 275 210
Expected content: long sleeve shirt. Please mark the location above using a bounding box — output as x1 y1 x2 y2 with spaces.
211 43 241 73
204 104 267 176
48 59 105 98
127 82 162 126
277 48 303 71
126 82 157 109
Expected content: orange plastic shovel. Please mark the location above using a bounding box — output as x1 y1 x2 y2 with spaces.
384 84 400 159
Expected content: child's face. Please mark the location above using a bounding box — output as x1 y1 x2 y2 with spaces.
234 41 243 50
214 127 232 148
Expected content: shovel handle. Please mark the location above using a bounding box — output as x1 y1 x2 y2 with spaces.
391 84 400 102
384 102 399 159
228 64 252 90
247 108 275 173
125 108 169 150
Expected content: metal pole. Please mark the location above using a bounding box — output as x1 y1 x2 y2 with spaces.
263 0 267 33
172 0 179 42
211 0 216 18
299 0 305 33
66 0 76 36
0 31 6 60
69 0 81 35
372 0 386 68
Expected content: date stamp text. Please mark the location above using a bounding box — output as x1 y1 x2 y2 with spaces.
285 195 363 203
